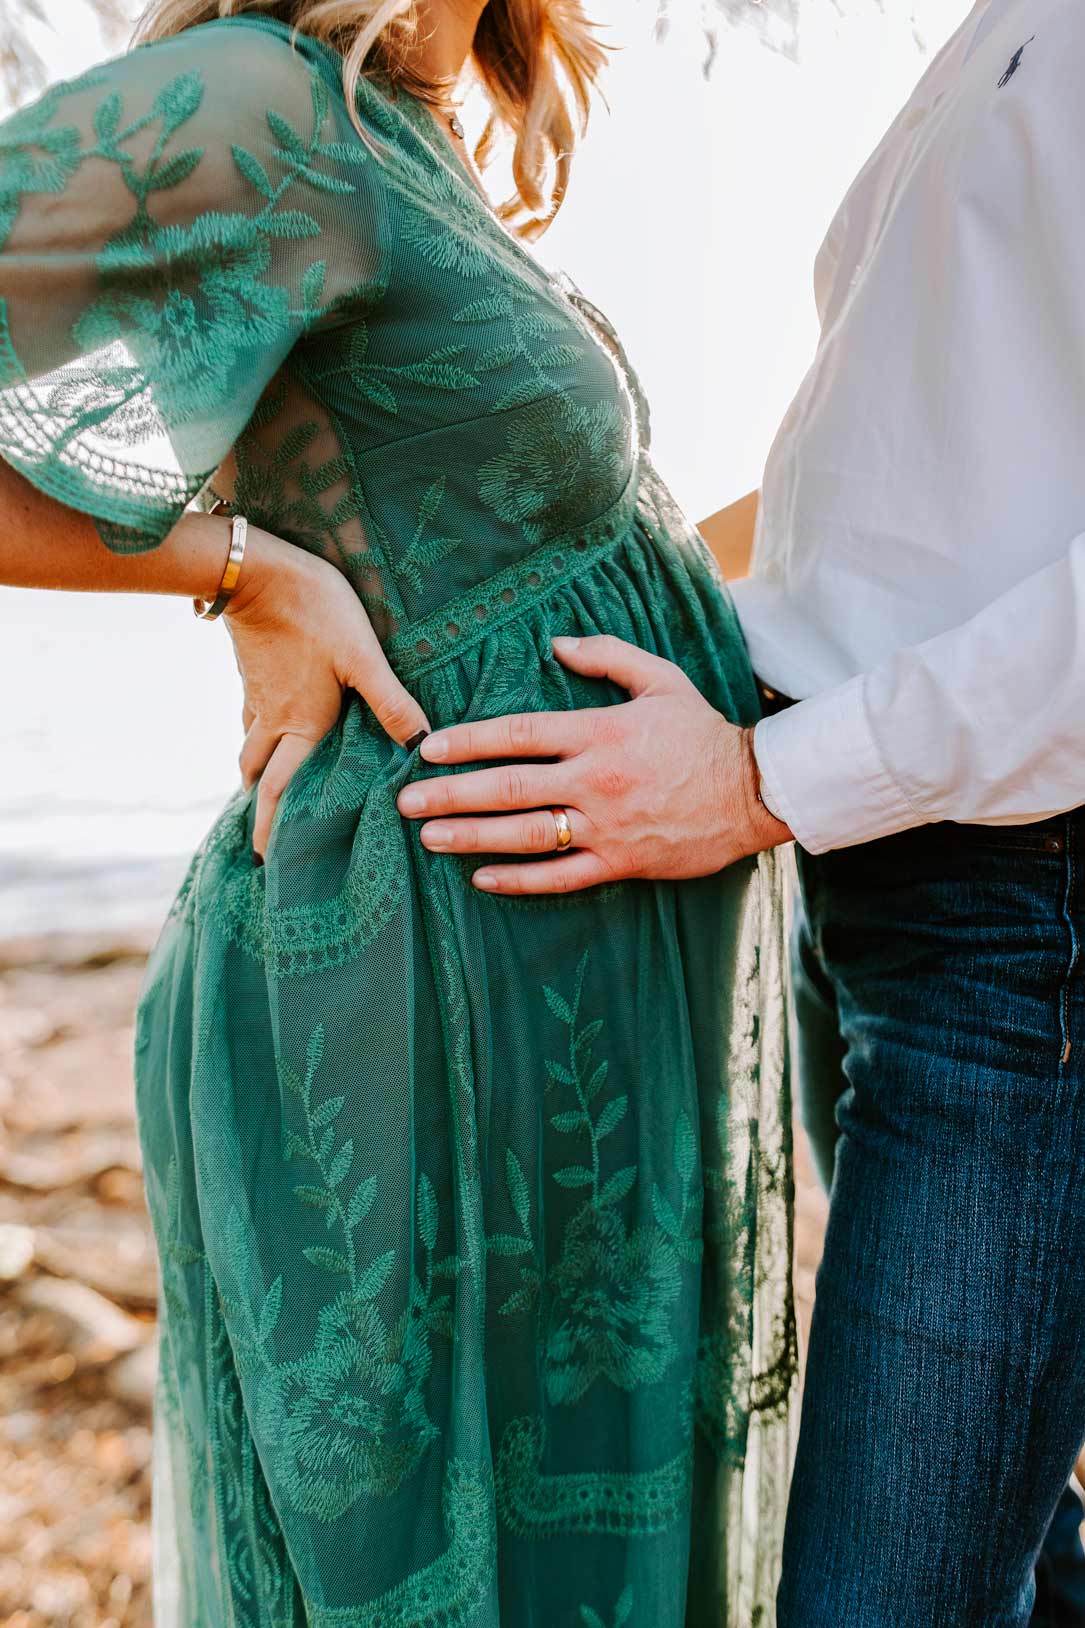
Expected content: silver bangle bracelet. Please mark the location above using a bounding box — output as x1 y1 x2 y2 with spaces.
193 512 249 621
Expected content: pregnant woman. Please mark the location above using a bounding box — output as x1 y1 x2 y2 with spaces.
0 2 795 1622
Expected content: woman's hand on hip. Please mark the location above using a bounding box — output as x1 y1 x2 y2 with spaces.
224 528 429 859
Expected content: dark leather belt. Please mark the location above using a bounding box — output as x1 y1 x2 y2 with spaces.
756 677 797 718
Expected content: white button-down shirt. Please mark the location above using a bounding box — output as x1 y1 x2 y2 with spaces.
733 0 1085 853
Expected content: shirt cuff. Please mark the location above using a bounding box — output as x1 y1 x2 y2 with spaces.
753 675 922 854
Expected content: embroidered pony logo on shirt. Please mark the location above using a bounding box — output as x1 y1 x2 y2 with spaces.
998 35 1035 87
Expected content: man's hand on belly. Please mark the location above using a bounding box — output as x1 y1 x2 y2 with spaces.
395 635 793 896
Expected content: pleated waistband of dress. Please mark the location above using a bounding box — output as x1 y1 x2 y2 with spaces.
385 466 642 683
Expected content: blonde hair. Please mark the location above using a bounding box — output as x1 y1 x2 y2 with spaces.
131 1 607 236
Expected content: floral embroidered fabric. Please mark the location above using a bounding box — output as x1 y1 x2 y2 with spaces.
0 16 797 1625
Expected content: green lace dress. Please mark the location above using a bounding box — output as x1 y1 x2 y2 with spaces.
0 16 797 1625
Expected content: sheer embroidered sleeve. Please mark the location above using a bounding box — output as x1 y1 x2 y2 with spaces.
0 21 381 552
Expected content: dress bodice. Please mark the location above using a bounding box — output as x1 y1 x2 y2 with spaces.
220 16 643 653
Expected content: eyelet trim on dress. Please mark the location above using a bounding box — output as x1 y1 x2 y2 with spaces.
387 461 641 681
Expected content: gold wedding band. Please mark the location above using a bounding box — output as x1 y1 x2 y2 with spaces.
551 808 574 851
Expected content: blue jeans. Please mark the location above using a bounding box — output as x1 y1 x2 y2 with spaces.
778 812 1085 1626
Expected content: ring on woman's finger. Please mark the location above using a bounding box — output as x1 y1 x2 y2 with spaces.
551 807 574 851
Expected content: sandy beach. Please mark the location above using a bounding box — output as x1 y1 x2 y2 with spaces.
0 933 158 1628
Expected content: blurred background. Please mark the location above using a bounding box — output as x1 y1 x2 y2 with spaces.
0 2 971 1624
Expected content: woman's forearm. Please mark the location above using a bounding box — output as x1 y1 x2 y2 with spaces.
0 452 243 601
0 448 430 788
698 489 760 581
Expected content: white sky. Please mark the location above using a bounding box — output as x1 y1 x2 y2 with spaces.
0 0 972 935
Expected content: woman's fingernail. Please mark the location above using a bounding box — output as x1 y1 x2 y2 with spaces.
423 823 453 850
552 636 580 653
398 788 424 815
405 729 429 753
474 870 498 891
421 733 449 761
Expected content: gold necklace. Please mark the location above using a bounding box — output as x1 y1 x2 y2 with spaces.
431 97 466 141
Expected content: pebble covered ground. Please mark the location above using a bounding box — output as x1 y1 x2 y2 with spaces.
0 933 828 1627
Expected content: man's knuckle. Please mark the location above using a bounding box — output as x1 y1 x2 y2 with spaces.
593 713 623 749
590 763 631 800
500 768 527 805
526 814 552 850
507 712 536 752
